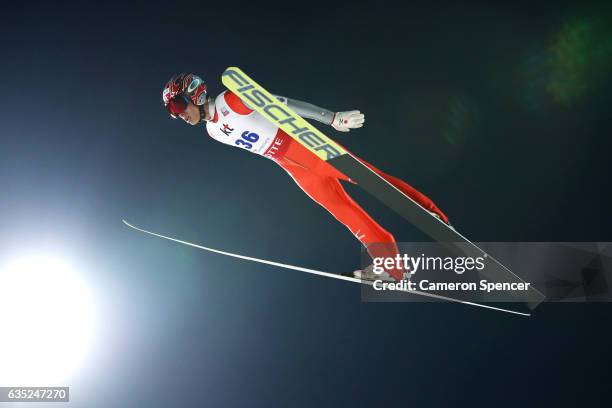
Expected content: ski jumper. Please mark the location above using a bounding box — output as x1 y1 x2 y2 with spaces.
206 91 448 280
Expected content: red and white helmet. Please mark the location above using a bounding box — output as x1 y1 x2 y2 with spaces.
162 73 207 119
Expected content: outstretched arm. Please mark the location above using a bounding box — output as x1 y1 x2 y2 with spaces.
273 94 365 132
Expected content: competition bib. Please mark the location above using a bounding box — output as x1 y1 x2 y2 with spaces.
206 91 289 159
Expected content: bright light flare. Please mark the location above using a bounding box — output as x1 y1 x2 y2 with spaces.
0 254 95 386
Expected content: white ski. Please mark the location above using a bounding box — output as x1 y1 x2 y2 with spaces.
221 67 545 310
123 220 531 316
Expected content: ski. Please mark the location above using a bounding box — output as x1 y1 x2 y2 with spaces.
221 67 545 310
123 220 531 316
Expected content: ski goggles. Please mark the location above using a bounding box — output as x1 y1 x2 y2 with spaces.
166 94 190 118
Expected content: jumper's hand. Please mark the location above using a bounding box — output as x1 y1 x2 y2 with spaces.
331 110 365 132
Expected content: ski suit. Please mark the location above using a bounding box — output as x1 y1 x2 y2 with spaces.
205 90 448 280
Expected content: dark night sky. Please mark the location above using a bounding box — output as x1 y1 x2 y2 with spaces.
1 1 612 406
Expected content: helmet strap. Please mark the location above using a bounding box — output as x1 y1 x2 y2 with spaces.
198 104 207 122
200 96 214 122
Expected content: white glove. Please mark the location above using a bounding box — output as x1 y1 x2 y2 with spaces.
331 110 365 132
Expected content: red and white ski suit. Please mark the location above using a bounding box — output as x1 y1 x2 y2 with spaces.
206 91 448 280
